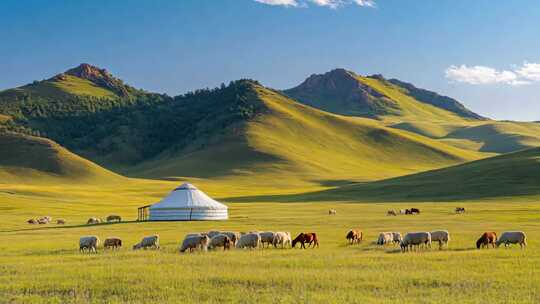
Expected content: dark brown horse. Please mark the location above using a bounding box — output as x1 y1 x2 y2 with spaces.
476 232 497 249
292 233 319 249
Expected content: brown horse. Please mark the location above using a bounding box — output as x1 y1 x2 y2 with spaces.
476 232 497 249
292 233 319 249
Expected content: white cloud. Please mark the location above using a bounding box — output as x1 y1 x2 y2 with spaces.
445 62 540 86
254 0 299 6
253 0 375 8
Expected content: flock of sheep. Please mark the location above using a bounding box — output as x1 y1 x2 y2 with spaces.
78 229 527 254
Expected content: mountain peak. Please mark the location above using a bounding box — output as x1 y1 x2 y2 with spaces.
54 63 131 97
64 63 111 80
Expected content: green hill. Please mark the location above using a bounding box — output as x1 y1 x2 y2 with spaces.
128 82 485 187
276 147 540 202
0 132 122 184
284 69 483 123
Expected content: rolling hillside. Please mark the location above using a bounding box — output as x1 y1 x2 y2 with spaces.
274 147 540 202
129 83 485 186
0 132 121 184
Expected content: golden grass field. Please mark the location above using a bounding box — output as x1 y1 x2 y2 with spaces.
1 179 539 304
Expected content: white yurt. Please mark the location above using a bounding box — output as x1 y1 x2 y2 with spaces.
149 183 228 221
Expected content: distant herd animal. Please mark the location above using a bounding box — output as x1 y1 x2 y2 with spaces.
388 208 420 216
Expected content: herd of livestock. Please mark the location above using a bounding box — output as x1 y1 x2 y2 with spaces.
78 229 527 254
28 211 527 254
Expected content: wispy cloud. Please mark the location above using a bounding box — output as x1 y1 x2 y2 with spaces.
253 0 375 9
445 62 540 86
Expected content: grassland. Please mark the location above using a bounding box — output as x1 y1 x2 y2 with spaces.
1 179 539 303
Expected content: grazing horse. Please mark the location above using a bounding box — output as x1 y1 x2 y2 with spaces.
292 233 319 249
455 207 465 214
410 208 420 214
476 232 497 249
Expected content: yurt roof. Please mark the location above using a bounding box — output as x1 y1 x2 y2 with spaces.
150 183 228 210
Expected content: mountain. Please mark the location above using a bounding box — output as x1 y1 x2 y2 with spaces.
286 146 540 202
0 63 142 103
284 68 483 122
0 131 121 184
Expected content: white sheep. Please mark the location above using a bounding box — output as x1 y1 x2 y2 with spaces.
236 233 261 249
79 236 100 253
431 230 450 249
133 235 160 250
400 232 432 252
180 235 210 253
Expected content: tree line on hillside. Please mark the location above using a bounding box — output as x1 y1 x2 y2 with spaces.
0 80 266 164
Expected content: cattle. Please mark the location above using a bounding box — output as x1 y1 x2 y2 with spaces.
27 219 37 224
87 217 101 225
180 235 210 253
346 230 362 245
328 209 337 215
376 232 393 245
79 236 100 253
259 232 275 248
387 210 397 216
133 235 160 250
455 207 465 214
106 215 122 223
292 233 319 249
431 230 450 250
476 232 497 249
400 232 431 252
496 231 527 249
56 219 66 225
272 232 292 248
104 237 122 249
236 233 261 249
209 234 232 251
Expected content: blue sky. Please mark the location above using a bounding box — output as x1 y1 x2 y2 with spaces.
1 0 539 120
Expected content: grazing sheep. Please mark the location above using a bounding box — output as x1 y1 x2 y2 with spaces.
431 230 450 249
79 236 100 253
346 230 362 245
477 232 497 249
56 219 66 225
209 234 232 251
180 235 211 253
496 231 527 249
273 232 292 248
399 209 406 215
400 232 431 252
328 209 337 215
259 231 275 248
387 210 397 216
87 217 101 225
236 233 261 249
104 237 122 249
455 207 465 214
27 219 37 224
220 231 240 246
37 218 48 224
133 235 160 250
106 215 122 223
376 232 393 245
391 232 403 244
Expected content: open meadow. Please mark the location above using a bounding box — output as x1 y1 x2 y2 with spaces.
1 181 539 303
